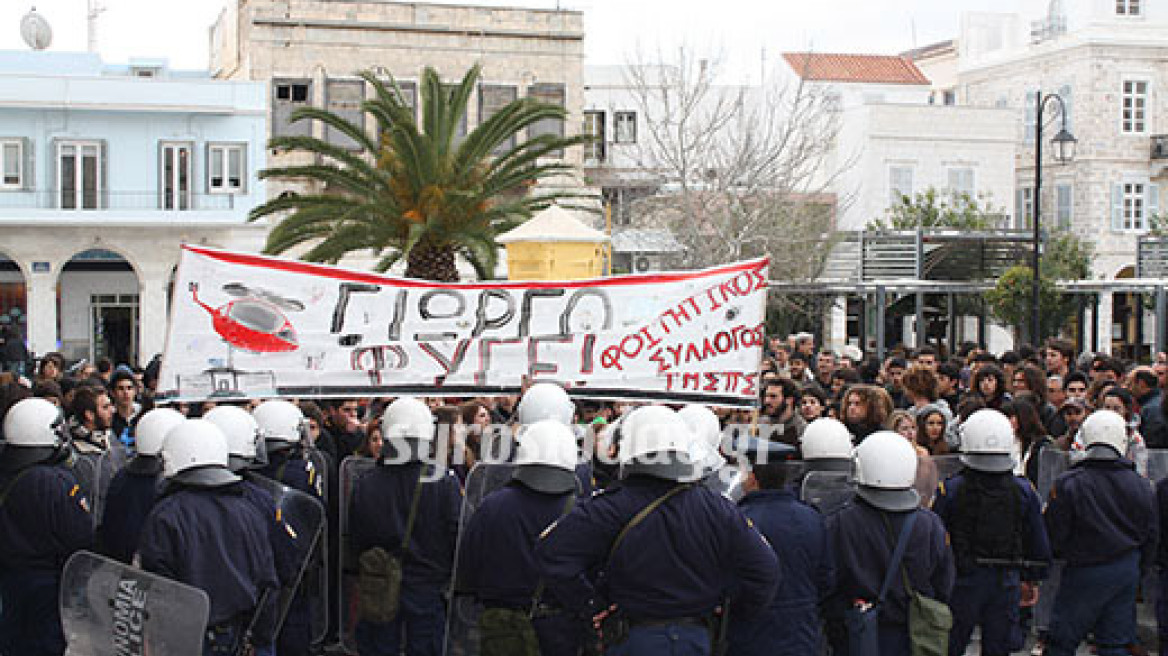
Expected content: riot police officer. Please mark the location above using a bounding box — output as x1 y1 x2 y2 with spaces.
826 431 954 656
136 419 281 656
932 410 1051 656
728 437 835 656
1045 410 1157 656
457 419 588 656
255 400 324 500
678 404 741 499
97 407 184 563
348 397 462 656
799 417 854 473
536 405 779 656
514 382 593 497
0 397 94 656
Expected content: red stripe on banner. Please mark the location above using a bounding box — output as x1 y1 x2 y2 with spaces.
180 244 768 289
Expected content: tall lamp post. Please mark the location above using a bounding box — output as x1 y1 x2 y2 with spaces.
1032 91 1077 346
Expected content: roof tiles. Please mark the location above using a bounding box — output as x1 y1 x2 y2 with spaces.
782 52 931 85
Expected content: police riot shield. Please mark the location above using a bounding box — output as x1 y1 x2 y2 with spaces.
60 550 209 656
338 455 378 654
244 474 326 643
444 462 520 656
1145 448 1168 483
915 455 964 508
92 445 129 522
800 470 854 515
1036 448 1073 503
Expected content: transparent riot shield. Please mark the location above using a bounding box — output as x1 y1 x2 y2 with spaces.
800 470 855 515
1145 448 1168 483
92 445 129 522
60 550 209 656
444 462 519 656
244 475 326 642
338 455 377 654
1036 448 1073 504
915 455 964 508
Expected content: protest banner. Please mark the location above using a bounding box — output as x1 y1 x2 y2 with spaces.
157 245 768 406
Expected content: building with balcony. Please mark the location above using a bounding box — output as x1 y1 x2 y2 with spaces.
0 50 267 365
910 0 1168 355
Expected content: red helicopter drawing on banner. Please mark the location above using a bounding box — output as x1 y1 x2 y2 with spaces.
190 282 303 354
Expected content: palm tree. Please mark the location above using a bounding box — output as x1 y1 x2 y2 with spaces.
249 64 591 281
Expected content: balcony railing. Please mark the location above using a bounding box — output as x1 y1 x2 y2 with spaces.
0 190 243 211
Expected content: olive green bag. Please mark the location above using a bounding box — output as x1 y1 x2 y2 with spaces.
358 472 424 623
478 608 540 656
882 514 952 656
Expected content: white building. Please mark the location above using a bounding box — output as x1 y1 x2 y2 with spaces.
912 0 1168 355
780 52 1019 231
0 50 267 366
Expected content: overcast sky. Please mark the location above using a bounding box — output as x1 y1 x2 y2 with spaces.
0 0 1024 72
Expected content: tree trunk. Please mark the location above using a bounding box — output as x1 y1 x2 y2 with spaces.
405 238 459 282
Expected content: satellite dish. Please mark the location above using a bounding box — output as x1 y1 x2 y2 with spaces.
21 8 53 51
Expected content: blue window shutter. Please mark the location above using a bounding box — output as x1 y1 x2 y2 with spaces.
1112 183 1124 230
1147 183 1160 230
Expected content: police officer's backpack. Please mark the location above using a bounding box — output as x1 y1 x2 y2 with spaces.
948 471 1026 570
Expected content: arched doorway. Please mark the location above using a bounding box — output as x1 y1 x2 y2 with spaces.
0 252 28 373
59 249 141 367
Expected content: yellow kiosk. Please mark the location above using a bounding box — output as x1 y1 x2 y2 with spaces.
498 205 609 281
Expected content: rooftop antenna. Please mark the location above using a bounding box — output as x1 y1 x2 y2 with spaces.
20 7 53 50
87 0 106 53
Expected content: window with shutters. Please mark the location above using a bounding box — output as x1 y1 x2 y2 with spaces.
1016 187 1034 229
947 167 975 198
528 84 566 157
582 111 605 163
1024 90 1037 143
888 166 914 206
207 143 246 194
57 141 103 210
273 79 312 138
1111 180 1158 231
479 85 518 152
325 79 365 150
1056 183 1073 229
614 111 637 144
1122 79 1149 134
0 139 22 189
1117 0 1142 16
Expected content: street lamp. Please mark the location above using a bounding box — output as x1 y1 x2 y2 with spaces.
1031 92 1077 346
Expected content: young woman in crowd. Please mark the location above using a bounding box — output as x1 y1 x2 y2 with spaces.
841 384 893 443
1001 397 1051 484
915 406 951 455
971 363 1010 410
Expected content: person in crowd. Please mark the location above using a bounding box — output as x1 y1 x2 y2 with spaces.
1001 398 1052 484
1127 367 1167 449
31 379 62 407
882 356 910 409
760 378 807 447
915 406 951 456
937 362 963 410
0 324 29 377
788 352 815 386
299 401 326 447
972 364 1010 411
0 398 94 656
1045 339 1075 379
826 431 955 656
1054 398 1089 449
815 350 837 390
1012 365 1058 433
842 384 894 444
108 369 140 446
1044 410 1158 656
830 368 860 403
798 386 829 423
914 345 939 371
1000 352 1022 388
318 399 366 466
1064 372 1090 403
729 437 835 656
67 384 114 455
1096 387 1149 474
1089 355 1124 385
934 409 1051 656
796 333 816 359
885 409 921 450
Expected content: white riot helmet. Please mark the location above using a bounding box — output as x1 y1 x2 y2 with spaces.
253 400 306 445
160 419 240 487
1080 409 1128 459
800 418 854 465
516 382 575 426
133 408 186 458
380 398 435 463
959 409 1017 473
2 397 65 448
853 431 919 511
204 405 262 472
618 405 695 481
677 405 726 475
513 420 581 494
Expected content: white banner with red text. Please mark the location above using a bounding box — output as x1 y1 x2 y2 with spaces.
156 245 768 406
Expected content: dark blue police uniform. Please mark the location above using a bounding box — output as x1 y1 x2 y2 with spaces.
0 462 94 656
1156 477 1168 651
458 481 587 656
349 461 462 656
932 472 1051 656
1044 457 1157 656
96 458 161 564
258 448 324 656
536 476 780 656
826 499 955 656
728 487 834 656
138 482 281 656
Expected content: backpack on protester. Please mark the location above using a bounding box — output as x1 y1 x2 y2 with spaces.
357 472 424 623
